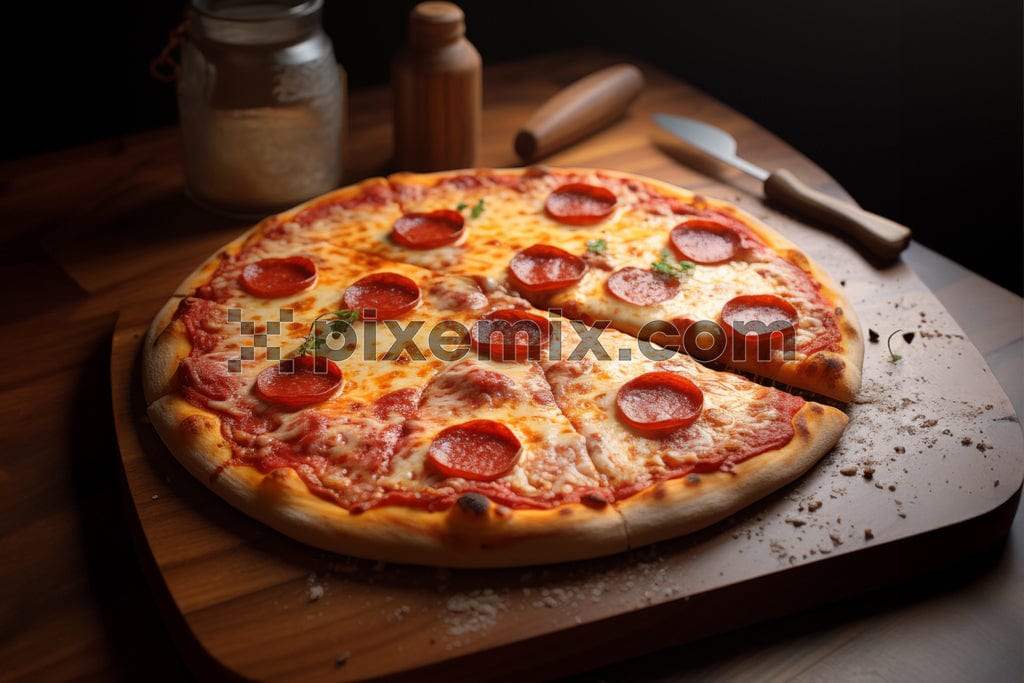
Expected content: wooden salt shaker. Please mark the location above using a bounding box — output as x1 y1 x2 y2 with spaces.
392 2 481 171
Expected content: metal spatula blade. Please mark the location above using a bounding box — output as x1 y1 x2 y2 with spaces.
653 114 768 181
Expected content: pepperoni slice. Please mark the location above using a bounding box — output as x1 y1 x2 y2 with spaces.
508 244 587 294
720 294 799 349
428 419 522 481
545 183 617 225
469 309 550 361
391 210 465 249
615 372 704 437
342 272 421 320
240 256 317 298
256 355 342 408
669 219 741 264
606 267 680 306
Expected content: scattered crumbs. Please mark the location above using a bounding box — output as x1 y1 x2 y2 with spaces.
443 590 505 636
976 442 993 452
839 466 858 476
902 331 916 344
151 494 159 501
785 518 806 527
898 512 907 518
335 651 351 668
862 467 875 480
868 329 880 343
840 280 846 287
888 484 897 492
829 532 843 547
390 605 411 622
894 446 906 454
306 573 324 602
961 436 973 446
994 480 1000 488
808 500 823 512
864 529 874 541
918 418 938 428
874 483 883 489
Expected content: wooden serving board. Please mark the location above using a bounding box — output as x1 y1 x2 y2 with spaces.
108 55 1023 681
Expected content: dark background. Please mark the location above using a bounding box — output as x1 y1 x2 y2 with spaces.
4 0 1021 293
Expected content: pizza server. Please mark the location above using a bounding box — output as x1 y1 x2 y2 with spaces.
654 113 912 261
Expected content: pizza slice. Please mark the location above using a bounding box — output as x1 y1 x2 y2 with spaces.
542 325 849 548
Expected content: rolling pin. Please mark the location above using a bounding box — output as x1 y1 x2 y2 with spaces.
514 64 644 161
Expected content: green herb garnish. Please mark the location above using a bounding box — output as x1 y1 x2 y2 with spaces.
586 239 607 254
887 329 903 362
470 198 485 219
651 249 695 276
296 309 359 357
455 202 468 211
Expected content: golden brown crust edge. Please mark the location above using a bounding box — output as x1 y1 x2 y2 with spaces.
614 401 849 549
146 394 628 568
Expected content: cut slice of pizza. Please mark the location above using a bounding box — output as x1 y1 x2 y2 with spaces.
542 324 849 549
526 210 863 402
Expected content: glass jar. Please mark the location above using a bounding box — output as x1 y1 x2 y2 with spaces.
178 0 343 217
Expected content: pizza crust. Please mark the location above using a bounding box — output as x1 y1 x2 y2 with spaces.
147 392 844 566
147 394 629 567
614 401 848 548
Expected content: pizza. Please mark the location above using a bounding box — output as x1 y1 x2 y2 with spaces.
143 167 861 567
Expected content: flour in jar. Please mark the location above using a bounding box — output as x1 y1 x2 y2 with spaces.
181 95 341 212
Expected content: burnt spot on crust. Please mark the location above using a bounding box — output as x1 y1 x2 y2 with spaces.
809 403 824 416
582 492 610 508
799 353 846 383
455 492 490 517
821 355 845 375
558 507 574 517
685 474 701 486
652 483 667 500
180 413 216 436
834 306 843 317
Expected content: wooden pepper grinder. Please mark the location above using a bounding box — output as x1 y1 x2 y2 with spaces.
392 1 481 171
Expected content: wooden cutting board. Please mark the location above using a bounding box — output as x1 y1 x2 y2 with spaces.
110 210 1023 682
109 55 1023 681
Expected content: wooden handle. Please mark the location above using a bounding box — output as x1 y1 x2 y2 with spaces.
515 64 644 161
764 169 912 260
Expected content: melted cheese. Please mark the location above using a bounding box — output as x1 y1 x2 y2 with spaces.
385 358 605 502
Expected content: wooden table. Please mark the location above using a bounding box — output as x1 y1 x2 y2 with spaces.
1 50 1020 681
